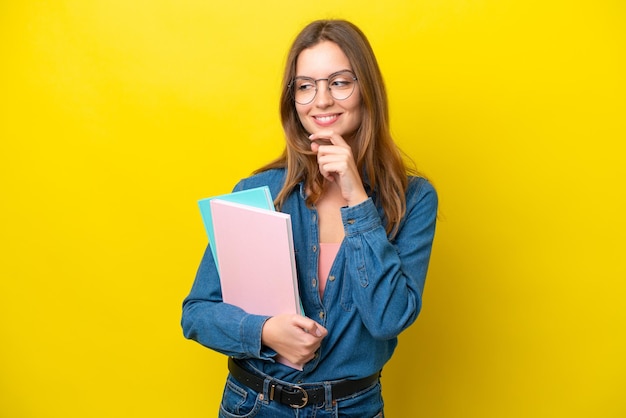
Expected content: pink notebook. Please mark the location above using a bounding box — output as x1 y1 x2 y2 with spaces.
210 199 303 370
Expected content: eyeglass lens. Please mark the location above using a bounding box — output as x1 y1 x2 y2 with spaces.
292 71 357 105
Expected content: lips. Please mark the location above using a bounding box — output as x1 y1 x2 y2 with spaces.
313 113 340 126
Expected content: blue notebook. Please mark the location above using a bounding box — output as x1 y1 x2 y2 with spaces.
198 186 274 270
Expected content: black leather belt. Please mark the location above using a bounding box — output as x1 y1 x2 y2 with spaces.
228 357 380 409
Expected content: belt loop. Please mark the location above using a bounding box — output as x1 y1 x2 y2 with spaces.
323 381 333 411
261 377 272 405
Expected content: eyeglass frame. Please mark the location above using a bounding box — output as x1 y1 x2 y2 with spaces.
288 70 358 105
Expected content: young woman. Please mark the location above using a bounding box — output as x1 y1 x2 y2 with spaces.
182 19 438 417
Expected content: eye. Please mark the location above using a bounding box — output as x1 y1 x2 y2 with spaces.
330 77 353 89
295 79 315 91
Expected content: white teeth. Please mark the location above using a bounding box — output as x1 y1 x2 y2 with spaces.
315 115 337 122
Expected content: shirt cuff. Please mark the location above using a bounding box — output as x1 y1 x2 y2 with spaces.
240 314 275 360
340 198 382 236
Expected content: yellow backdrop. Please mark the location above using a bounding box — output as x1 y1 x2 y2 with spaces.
1 1 624 417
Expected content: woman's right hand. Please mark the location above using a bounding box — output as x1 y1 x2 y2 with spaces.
261 314 328 365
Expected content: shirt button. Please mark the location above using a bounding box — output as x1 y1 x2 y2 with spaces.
328 275 335 282
312 279 317 288
312 245 317 252
347 219 355 225
319 311 325 319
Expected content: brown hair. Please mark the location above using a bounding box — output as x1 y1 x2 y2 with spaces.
256 19 412 237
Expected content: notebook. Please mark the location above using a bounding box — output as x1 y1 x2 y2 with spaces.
209 199 303 370
198 186 274 270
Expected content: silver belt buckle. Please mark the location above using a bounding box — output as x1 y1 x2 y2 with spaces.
288 385 308 408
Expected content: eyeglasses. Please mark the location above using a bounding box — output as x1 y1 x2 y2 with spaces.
289 70 358 105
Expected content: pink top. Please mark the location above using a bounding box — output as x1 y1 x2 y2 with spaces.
318 243 341 297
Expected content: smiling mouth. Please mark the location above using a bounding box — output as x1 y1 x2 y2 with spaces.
313 114 339 123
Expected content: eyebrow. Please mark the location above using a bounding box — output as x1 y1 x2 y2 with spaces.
294 69 354 79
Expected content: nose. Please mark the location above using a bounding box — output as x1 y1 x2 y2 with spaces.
314 81 334 107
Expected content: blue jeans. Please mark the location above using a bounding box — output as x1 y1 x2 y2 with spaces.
218 374 384 417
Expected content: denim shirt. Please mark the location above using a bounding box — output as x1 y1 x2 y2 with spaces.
181 168 438 383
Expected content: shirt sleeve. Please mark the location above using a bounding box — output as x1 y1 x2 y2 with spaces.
341 177 438 340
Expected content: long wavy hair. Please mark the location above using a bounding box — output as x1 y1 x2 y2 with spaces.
256 19 412 238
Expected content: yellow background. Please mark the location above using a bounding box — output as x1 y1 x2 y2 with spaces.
1 1 624 417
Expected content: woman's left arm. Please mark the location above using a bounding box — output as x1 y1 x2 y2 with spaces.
341 178 438 340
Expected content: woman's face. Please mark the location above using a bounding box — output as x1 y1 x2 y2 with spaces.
294 41 362 139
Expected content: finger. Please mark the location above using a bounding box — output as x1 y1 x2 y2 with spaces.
308 130 333 141
310 323 328 338
309 136 333 149
310 134 333 157
312 131 350 148
310 141 336 154
294 316 327 338
309 131 345 146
